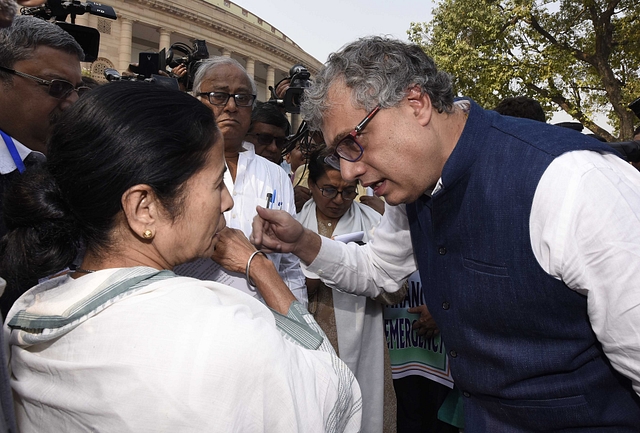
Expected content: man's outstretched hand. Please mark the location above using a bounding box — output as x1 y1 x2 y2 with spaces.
250 206 322 265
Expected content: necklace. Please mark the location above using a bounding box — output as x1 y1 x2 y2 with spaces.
72 268 97 274
317 217 338 238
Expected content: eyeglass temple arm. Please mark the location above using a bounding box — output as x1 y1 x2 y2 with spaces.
355 105 381 133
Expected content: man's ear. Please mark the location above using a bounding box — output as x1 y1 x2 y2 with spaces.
406 85 433 127
121 184 161 239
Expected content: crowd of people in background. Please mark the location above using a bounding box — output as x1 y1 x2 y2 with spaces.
1 5 640 433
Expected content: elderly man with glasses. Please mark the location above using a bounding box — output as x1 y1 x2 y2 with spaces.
175 57 307 307
252 36 640 432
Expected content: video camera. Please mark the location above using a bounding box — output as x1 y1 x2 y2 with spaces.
270 64 311 114
103 67 179 91
268 64 314 159
21 0 117 62
130 41 208 90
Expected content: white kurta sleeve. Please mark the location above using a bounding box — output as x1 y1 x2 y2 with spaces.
530 150 640 397
306 203 418 297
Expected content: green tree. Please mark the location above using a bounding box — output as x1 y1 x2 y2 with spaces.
409 0 640 140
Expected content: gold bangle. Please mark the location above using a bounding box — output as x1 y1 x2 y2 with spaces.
245 250 267 287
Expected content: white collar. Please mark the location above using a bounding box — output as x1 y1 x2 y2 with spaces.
0 134 33 174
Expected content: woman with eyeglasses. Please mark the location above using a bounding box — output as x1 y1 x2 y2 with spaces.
297 147 395 433
0 81 362 433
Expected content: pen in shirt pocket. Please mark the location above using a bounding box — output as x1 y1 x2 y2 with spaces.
265 192 272 208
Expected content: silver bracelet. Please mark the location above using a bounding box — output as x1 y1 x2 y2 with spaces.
245 250 267 287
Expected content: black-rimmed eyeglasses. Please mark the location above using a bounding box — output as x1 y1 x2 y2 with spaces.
319 186 358 200
325 104 381 170
0 65 89 99
197 91 256 107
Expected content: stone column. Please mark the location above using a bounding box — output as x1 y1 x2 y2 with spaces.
74 13 89 26
245 57 255 80
118 17 133 73
158 29 171 52
266 65 275 102
222 49 231 57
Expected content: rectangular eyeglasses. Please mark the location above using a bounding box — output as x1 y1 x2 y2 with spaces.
0 65 89 99
197 91 256 107
325 104 381 170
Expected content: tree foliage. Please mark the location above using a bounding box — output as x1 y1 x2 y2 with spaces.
409 0 640 140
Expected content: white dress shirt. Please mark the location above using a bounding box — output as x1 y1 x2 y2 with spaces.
307 149 640 397
0 134 30 174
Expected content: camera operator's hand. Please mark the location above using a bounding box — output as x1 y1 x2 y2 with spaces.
275 78 290 99
294 185 311 213
171 64 187 79
123 64 138 77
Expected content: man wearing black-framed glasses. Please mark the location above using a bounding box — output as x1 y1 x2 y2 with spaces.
252 36 640 431
176 57 308 309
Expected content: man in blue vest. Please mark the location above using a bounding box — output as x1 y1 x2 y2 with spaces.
251 36 640 431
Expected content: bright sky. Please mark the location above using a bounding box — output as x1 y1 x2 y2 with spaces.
233 0 436 63
233 0 609 131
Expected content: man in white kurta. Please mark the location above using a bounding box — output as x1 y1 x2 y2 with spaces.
175 57 307 305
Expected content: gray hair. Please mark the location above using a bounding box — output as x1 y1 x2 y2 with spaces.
193 56 257 99
301 36 454 130
0 15 84 82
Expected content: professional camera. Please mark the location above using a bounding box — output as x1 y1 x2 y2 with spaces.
270 64 311 114
166 40 209 90
268 64 313 159
21 0 117 62
103 67 179 91
131 40 208 90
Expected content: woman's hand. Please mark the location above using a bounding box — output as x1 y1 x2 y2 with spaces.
408 304 440 339
212 226 296 314
210 227 255 274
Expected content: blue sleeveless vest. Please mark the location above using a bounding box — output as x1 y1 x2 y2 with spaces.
406 100 640 431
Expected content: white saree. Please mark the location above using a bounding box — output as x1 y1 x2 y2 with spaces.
297 200 385 433
5 267 361 433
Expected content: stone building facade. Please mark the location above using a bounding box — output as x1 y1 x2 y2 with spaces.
73 0 322 103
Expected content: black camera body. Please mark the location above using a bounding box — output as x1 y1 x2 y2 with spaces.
127 41 208 89
165 40 209 90
103 67 179 91
21 0 117 62
281 65 311 114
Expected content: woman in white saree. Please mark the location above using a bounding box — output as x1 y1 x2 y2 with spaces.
296 149 392 433
0 82 361 433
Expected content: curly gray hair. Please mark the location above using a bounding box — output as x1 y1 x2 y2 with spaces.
301 36 454 130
